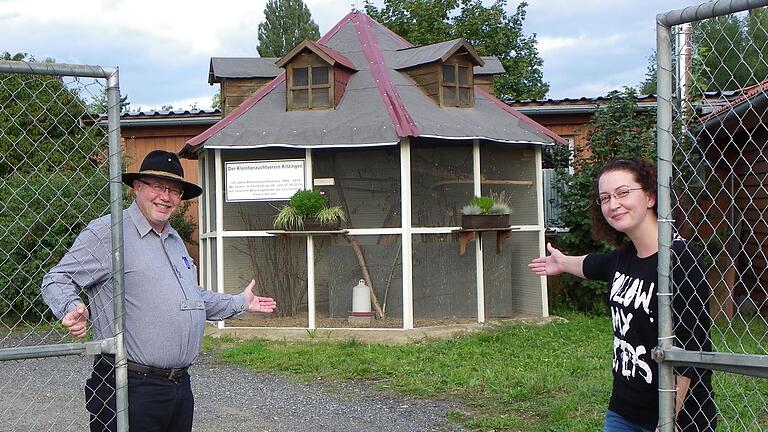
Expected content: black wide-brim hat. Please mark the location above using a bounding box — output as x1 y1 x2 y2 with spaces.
121 150 203 200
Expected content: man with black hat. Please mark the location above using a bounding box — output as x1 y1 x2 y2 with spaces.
41 150 276 432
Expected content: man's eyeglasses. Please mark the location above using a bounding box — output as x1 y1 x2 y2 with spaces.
596 186 643 206
138 179 183 198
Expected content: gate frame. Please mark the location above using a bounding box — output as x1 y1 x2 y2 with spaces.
0 60 128 431
655 1 768 431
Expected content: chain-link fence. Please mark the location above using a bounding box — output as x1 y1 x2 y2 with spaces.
0 59 127 431
656 1 768 431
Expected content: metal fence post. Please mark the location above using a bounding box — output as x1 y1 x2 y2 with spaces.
106 68 128 432
655 17 676 432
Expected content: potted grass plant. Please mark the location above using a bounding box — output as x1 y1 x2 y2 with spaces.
460 193 511 229
273 189 346 231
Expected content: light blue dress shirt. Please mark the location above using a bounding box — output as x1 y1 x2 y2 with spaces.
42 201 248 368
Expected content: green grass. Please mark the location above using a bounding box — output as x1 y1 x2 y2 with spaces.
711 318 768 431
204 314 768 431
208 314 612 431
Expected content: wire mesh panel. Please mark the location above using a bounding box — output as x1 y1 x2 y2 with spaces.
0 58 125 431
657 2 768 431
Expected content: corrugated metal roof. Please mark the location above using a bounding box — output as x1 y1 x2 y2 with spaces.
87 109 222 127
183 12 564 154
208 57 280 84
121 109 221 118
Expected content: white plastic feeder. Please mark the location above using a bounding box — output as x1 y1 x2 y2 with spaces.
349 279 375 324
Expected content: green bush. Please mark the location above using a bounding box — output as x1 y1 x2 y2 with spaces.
550 88 656 312
0 169 109 323
467 196 495 214
288 189 328 217
169 201 198 245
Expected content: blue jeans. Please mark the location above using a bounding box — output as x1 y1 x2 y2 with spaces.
604 410 654 432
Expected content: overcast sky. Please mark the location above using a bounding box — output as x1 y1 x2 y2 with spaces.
2 0 706 111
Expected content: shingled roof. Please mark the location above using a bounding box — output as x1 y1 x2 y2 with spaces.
183 11 565 155
208 57 281 84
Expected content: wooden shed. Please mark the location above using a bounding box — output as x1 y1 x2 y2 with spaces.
697 80 768 318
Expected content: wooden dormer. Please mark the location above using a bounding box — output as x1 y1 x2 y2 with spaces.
395 38 484 108
276 39 357 111
208 57 281 116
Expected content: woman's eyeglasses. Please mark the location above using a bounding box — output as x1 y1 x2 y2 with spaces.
596 186 643 206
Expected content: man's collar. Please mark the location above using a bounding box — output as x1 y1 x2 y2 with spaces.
127 201 172 238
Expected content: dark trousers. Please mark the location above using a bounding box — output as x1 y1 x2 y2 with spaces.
85 355 194 432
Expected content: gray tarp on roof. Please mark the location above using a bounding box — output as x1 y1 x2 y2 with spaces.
202 23 399 148
195 13 557 150
475 56 505 75
208 57 280 84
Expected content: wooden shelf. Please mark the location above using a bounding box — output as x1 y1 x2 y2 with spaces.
267 230 349 236
431 179 534 190
453 227 519 256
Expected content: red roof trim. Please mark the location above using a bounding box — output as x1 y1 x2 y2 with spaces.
700 78 768 122
185 72 285 148
308 40 357 71
474 86 569 146
354 12 418 137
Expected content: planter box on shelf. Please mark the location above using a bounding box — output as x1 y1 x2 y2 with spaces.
461 214 510 229
299 217 341 231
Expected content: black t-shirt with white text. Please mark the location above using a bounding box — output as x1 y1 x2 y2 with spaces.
583 238 716 431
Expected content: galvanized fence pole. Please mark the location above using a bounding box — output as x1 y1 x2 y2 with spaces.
655 17 676 432
106 67 128 432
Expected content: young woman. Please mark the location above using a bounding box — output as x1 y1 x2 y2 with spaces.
529 158 717 431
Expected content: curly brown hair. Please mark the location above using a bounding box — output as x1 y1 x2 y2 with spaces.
590 158 657 246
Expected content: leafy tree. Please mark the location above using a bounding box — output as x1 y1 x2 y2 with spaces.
87 90 130 114
211 89 221 110
639 7 768 93
638 51 657 95
550 88 656 312
365 0 548 99
0 52 103 177
257 0 321 57
364 0 456 46
693 13 752 91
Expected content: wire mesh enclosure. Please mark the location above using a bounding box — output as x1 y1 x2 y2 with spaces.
0 59 126 431
657 1 768 431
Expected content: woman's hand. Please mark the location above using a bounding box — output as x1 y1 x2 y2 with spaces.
528 243 567 276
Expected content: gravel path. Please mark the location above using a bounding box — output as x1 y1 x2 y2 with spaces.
0 350 468 432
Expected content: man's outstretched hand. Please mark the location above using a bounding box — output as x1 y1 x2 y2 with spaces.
242 280 277 313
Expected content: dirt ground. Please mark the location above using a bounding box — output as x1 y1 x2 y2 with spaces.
211 313 563 344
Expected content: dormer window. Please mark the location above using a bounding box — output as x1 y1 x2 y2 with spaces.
395 38 482 109
276 39 358 112
442 63 472 107
289 63 331 110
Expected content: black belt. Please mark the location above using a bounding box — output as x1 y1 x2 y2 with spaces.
97 355 189 381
